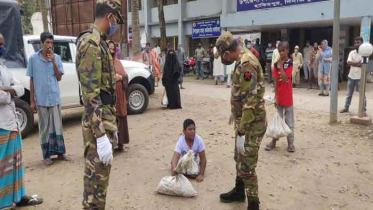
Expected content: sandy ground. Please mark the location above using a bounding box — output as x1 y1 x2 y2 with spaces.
21 77 373 210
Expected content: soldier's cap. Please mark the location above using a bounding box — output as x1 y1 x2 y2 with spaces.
215 31 238 56
295 45 300 49
97 0 125 24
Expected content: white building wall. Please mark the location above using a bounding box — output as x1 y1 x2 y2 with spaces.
185 0 222 19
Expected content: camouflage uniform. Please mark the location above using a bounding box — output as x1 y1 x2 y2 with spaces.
76 1 124 209
216 32 267 199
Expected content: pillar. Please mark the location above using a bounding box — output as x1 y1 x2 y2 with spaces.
299 29 305 49
143 0 151 44
178 0 185 47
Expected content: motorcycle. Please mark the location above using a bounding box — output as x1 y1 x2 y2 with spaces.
183 57 196 75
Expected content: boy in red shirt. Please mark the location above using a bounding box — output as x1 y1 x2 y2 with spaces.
265 41 295 153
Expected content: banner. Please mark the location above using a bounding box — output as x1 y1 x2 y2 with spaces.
192 19 221 39
237 0 329 12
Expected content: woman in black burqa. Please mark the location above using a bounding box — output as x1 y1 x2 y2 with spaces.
162 50 182 109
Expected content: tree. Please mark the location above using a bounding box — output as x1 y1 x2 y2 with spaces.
19 0 37 35
131 0 141 56
157 0 167 50
39 0 49 32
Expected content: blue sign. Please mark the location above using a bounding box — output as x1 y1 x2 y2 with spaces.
192 19 221 39
237 0 329 12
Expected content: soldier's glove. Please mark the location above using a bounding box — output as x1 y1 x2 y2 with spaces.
228 113 235 125
97 135 113 166
236 134 245 155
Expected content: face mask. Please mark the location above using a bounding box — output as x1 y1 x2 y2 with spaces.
306 43 310 47
145 47 150 52
0 46 5 57
268 44 272 48
108 15 118 36
294 49 299 53
178 47 182 51
247 44 251 49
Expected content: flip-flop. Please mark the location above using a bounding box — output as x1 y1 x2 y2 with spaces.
265 143 276 151
16 195 43 207
43 159 53 166
58 154 70 161
287 145 296 153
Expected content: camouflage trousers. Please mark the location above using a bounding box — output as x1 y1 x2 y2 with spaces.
234 118 267 197
82 128 116 210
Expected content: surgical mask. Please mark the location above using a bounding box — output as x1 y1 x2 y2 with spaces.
108 15 118 36
178 47 182 51
268 44 272 48
306 43 310 47
294 49 299 53
0 46 5 57
247 44 251 49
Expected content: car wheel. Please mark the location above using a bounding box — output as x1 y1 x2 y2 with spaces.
127 84 149 115
14 98 34 138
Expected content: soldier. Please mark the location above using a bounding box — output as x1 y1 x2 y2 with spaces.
216 32 267 210
75 0 124 209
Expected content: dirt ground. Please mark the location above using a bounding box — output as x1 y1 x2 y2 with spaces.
21 77 373 210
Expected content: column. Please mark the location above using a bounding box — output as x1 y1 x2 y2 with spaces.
178 0 185 47
143 0 151 44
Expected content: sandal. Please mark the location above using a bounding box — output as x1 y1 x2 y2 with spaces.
287 144 296 153
265 141 276 151
43 158 53 166
58 154 70 161
16 195 43 207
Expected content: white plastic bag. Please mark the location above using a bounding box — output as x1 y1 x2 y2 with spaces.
156 174 197 197
176 151 199 176
161 89 168 106
265 111 292 139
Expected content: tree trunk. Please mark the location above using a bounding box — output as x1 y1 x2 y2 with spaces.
37 0 49 32
158 0 167 51
131 0 141 56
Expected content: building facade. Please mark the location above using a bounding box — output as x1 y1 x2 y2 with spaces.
129 0 372 77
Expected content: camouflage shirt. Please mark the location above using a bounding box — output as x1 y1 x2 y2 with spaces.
231 48 266 134
76 25 117 139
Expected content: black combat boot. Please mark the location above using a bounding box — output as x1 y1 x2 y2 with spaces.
247 197 260 210
220 178 246 203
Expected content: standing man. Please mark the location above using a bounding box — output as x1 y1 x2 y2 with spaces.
26 32 69 166
253 38 266 73
303 41 313 82
291 45 304 87
176 43 186 89
195 43 205 80
245 40 259 58
340 37 367 115
265 41 275 78
217 32 267 210
142 43 152 67
208 44 214 74
76 0 124 209
309 42 319 89
0 34 44 209
270 41 281 83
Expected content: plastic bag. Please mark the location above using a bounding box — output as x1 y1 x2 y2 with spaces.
176 151 199 176
156 174 197 197
265 111 292 139
161 89 168 106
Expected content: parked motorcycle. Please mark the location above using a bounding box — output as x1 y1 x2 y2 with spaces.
184 57 196 75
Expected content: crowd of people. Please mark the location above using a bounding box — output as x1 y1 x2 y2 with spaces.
0 0 369 209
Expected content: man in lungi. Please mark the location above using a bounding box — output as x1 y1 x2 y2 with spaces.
26 32 69 165
0 33 43 209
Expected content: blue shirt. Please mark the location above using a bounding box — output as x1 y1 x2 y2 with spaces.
26 50 64 107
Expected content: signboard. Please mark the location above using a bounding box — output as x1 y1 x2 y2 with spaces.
237 0 329 12
192 19 221 39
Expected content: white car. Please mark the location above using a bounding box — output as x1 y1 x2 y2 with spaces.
10 35 155 138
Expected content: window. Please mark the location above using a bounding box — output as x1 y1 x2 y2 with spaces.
31 41 73 63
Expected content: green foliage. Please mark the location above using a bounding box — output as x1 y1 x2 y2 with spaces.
19 0 40 35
